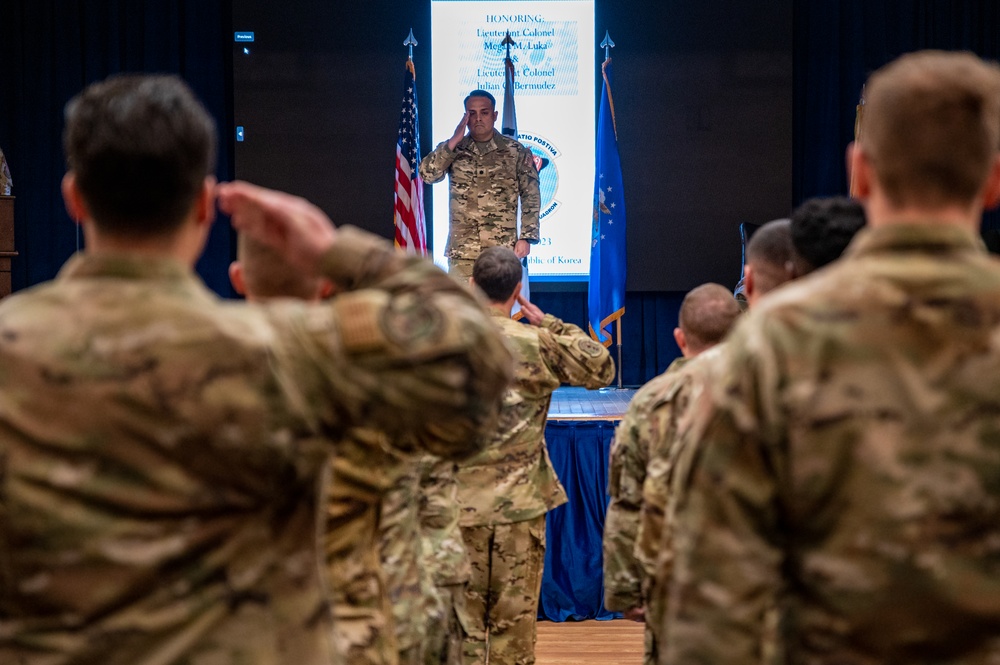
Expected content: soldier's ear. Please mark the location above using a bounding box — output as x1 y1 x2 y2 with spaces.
982 155 1000 210
847 142 872 200
195 176 217 228
229 261 246 296
674 327 688 356
61 172 89 224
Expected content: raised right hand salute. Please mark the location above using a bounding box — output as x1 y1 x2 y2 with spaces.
515 293 545 326
447 111 470 151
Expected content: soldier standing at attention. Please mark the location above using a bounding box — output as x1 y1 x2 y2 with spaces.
419 90 540 281
663 50 1000 663
639 209 862 665
458 247 615 665
0 73 512 665
602 282 742 664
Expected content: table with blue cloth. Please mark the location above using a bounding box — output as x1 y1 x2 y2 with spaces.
539 419 621 621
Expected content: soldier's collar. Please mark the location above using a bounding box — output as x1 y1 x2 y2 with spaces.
488 305 512 319
844 223 986 259
462 131 500 155
57 251 197 282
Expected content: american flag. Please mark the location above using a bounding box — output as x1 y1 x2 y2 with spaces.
394 60 427 254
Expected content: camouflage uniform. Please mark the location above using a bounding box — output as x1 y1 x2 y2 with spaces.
633 348 722 664
378 450 434 665
417 455 470 665
662 224 1000 664
457 311 615 665
321 428 400 665
0 226 512 665
602 356 689 665
418 130 540 280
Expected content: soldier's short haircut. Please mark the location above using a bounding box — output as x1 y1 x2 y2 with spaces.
746 218 795 297
790 196 867 273
678 283 742 353
465 90 497 110
237 233 324 301
473 246 521 303
863 50 1000 208
63 74 217 237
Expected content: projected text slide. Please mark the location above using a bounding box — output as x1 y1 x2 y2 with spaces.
430 0 595 279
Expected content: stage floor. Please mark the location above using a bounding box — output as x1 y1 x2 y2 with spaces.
548 387 636 421
536 619 644 665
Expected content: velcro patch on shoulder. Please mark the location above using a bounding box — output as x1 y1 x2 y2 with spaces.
380 296 444 348
577 338 605 358
333 292 387 354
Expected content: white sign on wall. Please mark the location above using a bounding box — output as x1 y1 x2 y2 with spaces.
430 0 596 280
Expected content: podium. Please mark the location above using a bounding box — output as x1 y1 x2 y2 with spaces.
0 197 16 297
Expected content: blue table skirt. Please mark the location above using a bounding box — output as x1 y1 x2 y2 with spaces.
539 420 622 621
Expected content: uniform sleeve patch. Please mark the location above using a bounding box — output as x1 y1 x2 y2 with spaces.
380 296 443 348
333 293 386 354
578 338 605 358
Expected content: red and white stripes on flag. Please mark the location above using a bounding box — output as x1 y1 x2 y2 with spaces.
394 59 427 254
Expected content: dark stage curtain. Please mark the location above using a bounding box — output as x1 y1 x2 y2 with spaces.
0 0 236 296
793 0 1000 231
539 420 621 621
7 0 1000 375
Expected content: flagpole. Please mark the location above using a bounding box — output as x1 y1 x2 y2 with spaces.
500 31 530 320
601 29 615 62
404 28 417 61
602 29 623 389
615 317 623 389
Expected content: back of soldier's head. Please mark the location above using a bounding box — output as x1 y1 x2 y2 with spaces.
862 50 1000 208
746 218 795 298
790 196 867 274
63 74 217 237
678 283 742 353
236 233 325 302
473 246 521 303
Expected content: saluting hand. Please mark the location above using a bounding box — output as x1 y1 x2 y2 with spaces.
217 180 337 276
447 112 470 151
516 294 545 326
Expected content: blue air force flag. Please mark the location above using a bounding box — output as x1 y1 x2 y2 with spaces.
588 59 626 346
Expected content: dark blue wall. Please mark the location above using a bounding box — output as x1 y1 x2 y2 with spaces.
4 1 1000 384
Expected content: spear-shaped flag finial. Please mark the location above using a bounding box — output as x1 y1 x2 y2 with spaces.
600 30 615 62
502 31 516 59
404 28 418 61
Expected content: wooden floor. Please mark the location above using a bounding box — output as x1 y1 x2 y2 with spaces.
536 619 645 665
